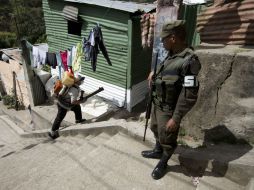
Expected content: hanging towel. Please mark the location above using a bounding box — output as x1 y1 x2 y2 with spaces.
60 50 68 71
72 42 83 72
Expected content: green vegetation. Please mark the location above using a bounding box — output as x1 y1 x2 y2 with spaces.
2 93 25 110
41 64 51 73
0 0 154 49
0 0 46 49
2 94 16 108
0 32 17 48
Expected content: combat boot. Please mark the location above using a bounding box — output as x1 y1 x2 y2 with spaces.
151 153 171 180
141 141 163 159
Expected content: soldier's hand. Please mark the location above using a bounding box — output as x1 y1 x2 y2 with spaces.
166 119 177 132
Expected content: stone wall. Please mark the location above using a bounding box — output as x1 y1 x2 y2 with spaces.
0 58 30 107
181 46 254 144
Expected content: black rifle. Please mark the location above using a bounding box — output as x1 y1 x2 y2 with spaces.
79 87 104 103
143 53 158 141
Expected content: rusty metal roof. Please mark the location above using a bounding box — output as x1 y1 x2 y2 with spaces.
197 0 254 45
64 0 156 13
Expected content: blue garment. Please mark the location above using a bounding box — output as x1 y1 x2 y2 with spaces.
83 25 112 72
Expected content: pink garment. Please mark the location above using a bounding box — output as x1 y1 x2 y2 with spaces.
60 50 68 71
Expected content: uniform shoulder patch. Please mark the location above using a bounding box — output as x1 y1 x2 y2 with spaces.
183 75 199 87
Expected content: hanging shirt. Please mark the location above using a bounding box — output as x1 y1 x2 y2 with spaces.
32 46 47 68
83 37 91 62
83 25 112 72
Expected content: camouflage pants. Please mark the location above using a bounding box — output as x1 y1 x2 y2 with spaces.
150 103 179 155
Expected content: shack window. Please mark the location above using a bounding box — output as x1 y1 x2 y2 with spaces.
68 20 82 36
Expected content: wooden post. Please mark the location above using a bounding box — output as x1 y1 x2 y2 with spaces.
12 71 18 110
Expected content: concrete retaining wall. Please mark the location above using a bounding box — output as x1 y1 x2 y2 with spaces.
181 46 254 144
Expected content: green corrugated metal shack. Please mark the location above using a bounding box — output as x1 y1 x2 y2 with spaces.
42 0 156 111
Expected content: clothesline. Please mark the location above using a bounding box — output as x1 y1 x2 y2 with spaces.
32 24 112 79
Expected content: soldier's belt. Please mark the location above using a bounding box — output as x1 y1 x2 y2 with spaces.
153 98 174 111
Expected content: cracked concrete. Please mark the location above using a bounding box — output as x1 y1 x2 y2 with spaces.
215 53 236 116
180 46 254 144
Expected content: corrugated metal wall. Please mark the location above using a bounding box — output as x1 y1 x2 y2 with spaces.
43 0 131 107
131 17 152 86
43 0 129 88
197 0 254 45
179 4 203 47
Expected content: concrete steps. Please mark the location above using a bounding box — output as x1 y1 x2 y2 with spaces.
0 115 43 158
0 133 112 190
0 115 245 190
80 132 196 190
197 175 244 190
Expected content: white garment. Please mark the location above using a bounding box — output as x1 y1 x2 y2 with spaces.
32 46 39 67
90 30 95 46
67 50 72 67
32 46 47 68
71 46 77 66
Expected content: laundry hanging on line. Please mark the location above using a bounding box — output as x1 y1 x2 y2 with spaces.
83 25 112 72
32 46 47 68
32 46 77 72
31 24 112 75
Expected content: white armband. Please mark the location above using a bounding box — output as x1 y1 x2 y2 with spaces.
183 76 199 87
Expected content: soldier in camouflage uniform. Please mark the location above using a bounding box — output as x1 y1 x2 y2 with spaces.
141 20 201 180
